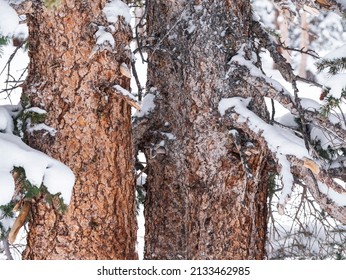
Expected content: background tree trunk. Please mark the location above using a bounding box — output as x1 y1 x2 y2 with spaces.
21 0 137 259
299 11 309 78
137 0 270 259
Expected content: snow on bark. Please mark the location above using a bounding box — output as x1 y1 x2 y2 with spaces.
229 45 293 97
95 26 115 47
135 89 157 118
103 0 131 24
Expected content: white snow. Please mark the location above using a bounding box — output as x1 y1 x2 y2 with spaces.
318 182 346 207
310 124 343 150
135 93 156 118
0 0 19 37
0 170 15 205
193 5 203 12
0 106 14 133
300 98 321 111
27 123 57 136
161 132 176 140
103 0 131 24
0 133 75 204
276 113 298 128
23 107 57 135
0 107 75 205
186 21 196 34
219 97 310 207
218 97 310 158
114 84 136 101
13 23 28 42
322 44 346 60
229 45 292 97
24 107 47 115
324 73 346 99
95 26 115 47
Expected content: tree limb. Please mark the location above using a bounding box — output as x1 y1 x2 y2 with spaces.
222 106 346 225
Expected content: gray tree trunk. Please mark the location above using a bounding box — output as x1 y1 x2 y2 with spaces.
135 0 270 260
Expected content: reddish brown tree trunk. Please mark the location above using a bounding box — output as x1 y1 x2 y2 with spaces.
21 0 137 259
135 0 270 259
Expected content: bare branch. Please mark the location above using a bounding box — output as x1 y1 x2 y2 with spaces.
281 45 320 59
1 238 13 260
9 0 34 15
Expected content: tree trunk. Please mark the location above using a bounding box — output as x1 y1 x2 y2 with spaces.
274 9 291 65
21 0 137 259
299 11 309 78
136 0 270 260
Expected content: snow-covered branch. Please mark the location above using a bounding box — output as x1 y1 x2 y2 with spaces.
290 158 346 225
229 44 346 146
273 0 346 16
0 105 75 241
219 97 346 224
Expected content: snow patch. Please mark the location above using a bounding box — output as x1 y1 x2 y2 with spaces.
24 107 47 115
324 73 346 99
229 45 292 96
103 0 131 24
0 107 75 205
27 123 57 136
219 98 310 160
95 26 115 47
318 182 346 207
135 93 156 118
161 132 176 140
300 98 321 111
276 113 298 128
336 0 346 9
0 106 14 134
322 44 346 60
310 125 343 150
0 170 15 205
186 20 196 34
114 84 136 101
13 23 28 42
0 132 75 204
0 0 19 37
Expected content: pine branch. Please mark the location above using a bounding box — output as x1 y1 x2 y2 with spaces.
316 57 346 75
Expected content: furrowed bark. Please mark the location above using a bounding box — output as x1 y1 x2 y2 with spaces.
137 0 270 260
20 0 137 259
